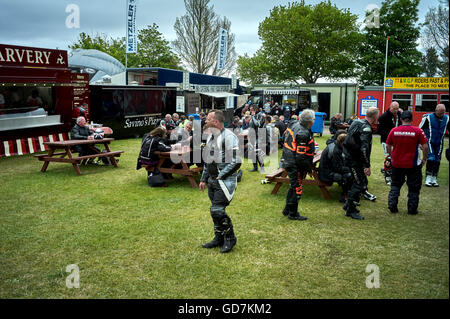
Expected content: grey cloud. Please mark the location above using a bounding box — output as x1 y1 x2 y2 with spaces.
0 0 441 56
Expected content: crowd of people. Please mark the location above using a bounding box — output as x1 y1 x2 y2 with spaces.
319 102 449 219
70 100 448 254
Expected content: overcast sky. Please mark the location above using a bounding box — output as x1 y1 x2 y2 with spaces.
0 0 441 57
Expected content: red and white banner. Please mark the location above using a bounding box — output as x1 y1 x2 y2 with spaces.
0 133 68 158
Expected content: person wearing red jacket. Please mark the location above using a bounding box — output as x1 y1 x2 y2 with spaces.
385 111 428 215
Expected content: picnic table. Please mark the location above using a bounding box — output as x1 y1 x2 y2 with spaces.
264 150 333 200
35 138 124 175
143 146 203 188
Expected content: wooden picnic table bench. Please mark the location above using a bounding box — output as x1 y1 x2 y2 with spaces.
35 138 124 175
265 150 333 200
142 146 203 188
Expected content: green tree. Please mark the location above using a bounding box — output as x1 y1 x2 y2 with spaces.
236 51 269 85
421 1 449 76
420 47 440 77
236 1 363 85
173 0 237 76
136 24 180 69
359 0 423 85
69 25 180 69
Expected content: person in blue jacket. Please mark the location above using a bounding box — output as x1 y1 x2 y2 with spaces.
419 104 449 187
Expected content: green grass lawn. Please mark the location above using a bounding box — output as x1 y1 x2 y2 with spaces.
0 134 448 299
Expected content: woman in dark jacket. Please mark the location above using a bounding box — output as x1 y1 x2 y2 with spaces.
136 126 173 170
318 131 351 202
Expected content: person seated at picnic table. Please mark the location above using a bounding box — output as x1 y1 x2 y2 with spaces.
136 126 179 172
160 114 176 132
70 116 100 164
172 113 180 126
318 130 352 203
177 121 193 148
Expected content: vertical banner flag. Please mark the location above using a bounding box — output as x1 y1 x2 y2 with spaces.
182 71 190 90
126 0 138 53
231 74 237 89
217 28 228 70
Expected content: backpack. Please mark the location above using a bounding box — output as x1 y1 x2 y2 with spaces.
343 132 360 153
147 168 166 187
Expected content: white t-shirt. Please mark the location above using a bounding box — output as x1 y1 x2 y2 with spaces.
0 94 5 105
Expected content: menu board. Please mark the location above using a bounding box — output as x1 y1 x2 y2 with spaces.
71 73 90 120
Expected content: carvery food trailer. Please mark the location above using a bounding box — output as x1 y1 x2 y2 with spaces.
0 44 178 157
0 44 76 157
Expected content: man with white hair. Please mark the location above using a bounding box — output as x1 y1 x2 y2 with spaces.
172 113 180 126
419 104 449 187
160 114 175 132
70 116 98 162
280 109 315 221
342 106 379 220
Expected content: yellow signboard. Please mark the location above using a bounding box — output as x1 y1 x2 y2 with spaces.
384 77 449 90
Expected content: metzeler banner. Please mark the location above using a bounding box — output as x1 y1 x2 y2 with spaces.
217 28 228 70
126 0 138 54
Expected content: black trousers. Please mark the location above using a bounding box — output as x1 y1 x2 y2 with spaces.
207 177 235 238
345 165 366 213
388 166 422 213
76 144 100 156
334 172 352 195
284 166 307 215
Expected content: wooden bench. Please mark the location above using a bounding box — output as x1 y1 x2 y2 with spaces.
35 138 124 175
34 152 68 159
265 150 333 200
142 148 203 188
75 151 123 165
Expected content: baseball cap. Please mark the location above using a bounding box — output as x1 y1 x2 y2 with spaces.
400 110 413 120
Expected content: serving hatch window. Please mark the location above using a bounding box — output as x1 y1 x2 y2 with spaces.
392 94 412 111
0 86 55 117
415 94 438 112
297 91 312 109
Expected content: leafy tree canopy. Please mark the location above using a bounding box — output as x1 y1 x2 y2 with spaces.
359 0 423 85
237 0 363 85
